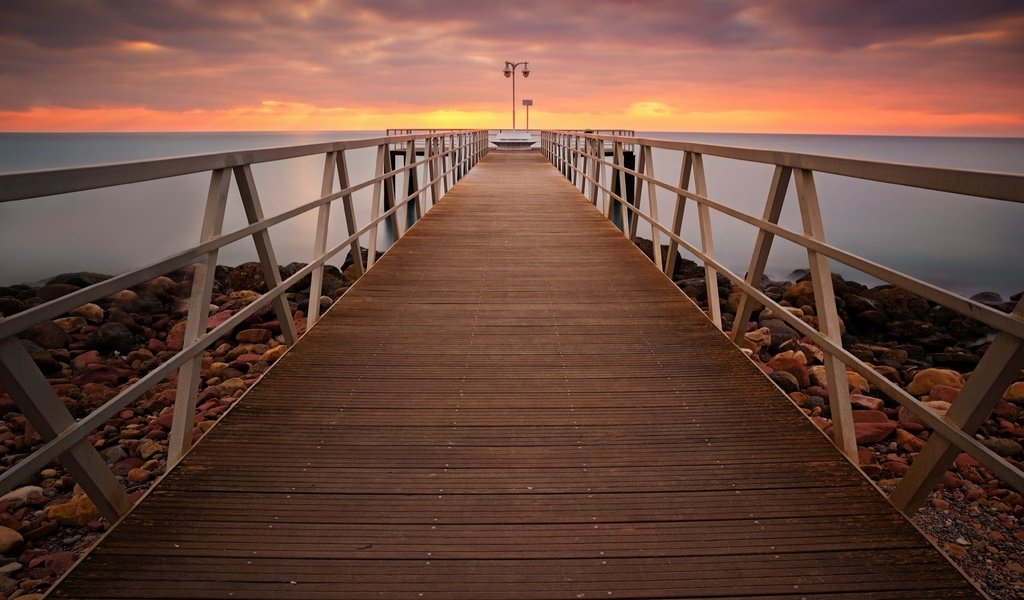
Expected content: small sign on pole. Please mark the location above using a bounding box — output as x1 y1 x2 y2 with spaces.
522 99 533 130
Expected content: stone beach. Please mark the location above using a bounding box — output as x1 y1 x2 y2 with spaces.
0 240 1020 598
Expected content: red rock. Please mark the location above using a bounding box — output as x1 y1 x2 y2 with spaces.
927 384 960 404
206 310 234 331
851 410 889 424
938 471 963 489
884 460 911 476
894 428 926 453
931 498 950 511
71 365 126 387
869 364 902 384
165 320 188 351
127 468 151 484
850 394 884 411
236 328 272 344
906 368 965 396
857 447 878 466
854 421 897 444
147 338 166 353
233 353 264 365
954 453 984 469
766 355 810 387
993 400 1020 420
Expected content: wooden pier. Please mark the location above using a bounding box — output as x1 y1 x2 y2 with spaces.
47 152 983 599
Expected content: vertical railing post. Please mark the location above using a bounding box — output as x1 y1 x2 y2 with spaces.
0 339 132 520
307 152 337 328
337 150 363 279
665 151 693 279
729 166 793 345
366 144 387 270
168 168 231 463
233 165 299 344
440 135 451 195
628 145 646 242
891 298 1024 513
577 134 585 190
692 153 722 329
609 141 626 229
588 138 601 207
794 168 857 460
428 136 441 209
640 145 663 273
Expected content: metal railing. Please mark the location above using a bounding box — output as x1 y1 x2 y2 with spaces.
0 130 489 520
541 130 1024 514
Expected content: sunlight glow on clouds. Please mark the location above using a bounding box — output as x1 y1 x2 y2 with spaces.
0 0 1021 134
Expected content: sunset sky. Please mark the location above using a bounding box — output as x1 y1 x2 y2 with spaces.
1 0 1022 135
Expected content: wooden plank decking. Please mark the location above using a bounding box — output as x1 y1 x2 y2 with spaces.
51 151 982 599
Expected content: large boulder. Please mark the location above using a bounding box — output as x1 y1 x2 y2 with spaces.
906 368 966 396
84 322 138 355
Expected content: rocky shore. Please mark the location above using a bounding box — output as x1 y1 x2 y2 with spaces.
0 240 1020 598
636 238 1024 598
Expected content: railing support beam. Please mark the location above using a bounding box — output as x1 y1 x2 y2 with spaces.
891 298 1024 514
730 166 792 345
0 338 132 520
168 168 231 464
795 168 857 460
233 165 299 345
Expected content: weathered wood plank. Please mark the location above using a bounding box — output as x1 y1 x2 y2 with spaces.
50 151 981 599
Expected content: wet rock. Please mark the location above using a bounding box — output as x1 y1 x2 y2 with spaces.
36 283 80 302
135 438 162 460
236 328 272 344
851 409 889 423
886 319 935 339
850 395 885 411
48 272 110 288
69 303 104 324
906 368 966 396
165 320 188 351
927 384 961 404
42 495 100 527
981 438 1022 458
895 429 926 452
19 321 69 350
854 421 897 444
758 319 800 352
0 487 44 505
742 327 771 353
222 262 268 293
84 322 137 355
108 289 139 311
262 345 288 363
52 316 86 334
766 354 810 387
768 371 800 393
0 526 23 553
867 286 930 319
1004 381 1024 403
20 340 61 374
846 371 870 393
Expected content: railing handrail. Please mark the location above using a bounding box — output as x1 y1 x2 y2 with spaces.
540 129 1024 516
0 132 457 204
548 130 1024 203
0 129 490 520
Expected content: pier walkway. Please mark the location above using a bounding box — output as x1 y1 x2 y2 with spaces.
50 152 981 598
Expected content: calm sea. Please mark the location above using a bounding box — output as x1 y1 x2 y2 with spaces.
0 131 1021 298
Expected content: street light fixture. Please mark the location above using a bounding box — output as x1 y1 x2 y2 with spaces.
503 60 530 130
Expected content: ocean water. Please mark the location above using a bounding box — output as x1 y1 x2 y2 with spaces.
1 131 1022 299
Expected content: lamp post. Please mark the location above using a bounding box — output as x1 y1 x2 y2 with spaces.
503 60 530 130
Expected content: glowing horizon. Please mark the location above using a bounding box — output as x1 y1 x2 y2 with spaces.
1 1 1022 136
